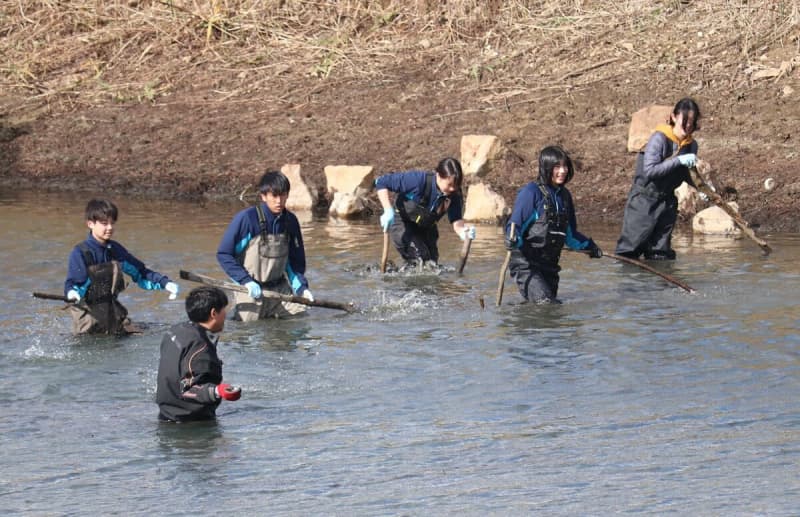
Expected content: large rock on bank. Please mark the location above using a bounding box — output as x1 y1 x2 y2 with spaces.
324 165 375 218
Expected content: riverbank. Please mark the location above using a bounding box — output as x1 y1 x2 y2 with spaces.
1 1 798 231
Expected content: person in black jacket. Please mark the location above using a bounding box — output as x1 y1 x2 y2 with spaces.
157 286 242 422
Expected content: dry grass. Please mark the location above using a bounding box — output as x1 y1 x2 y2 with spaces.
1 0 798 117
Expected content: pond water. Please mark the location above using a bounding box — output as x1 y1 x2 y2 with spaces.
1 190 799 514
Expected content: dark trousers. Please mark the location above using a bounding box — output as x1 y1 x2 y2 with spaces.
615 187 678 260
508 250 561 303
389 218 440 263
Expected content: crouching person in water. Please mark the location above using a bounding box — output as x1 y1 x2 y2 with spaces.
375 157 476 271
217 170 312 321
64 199 179 335
504 146 602 303
157 286 241 422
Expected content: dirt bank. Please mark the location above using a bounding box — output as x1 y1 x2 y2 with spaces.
1 1 798 232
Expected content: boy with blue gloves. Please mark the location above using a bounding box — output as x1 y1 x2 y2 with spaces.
217 170 312 321
64 199 179 335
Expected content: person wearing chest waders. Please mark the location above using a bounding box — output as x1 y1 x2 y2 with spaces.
217 170 313 321
615 97 701 260
64 199 180 335
375 157 476 271
503 146 602 304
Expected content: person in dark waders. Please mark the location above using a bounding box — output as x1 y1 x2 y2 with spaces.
156 286 242 422
503 146 602 303
64 199 180 335
615 98 701 260
374 157 476 271
217 170 313 321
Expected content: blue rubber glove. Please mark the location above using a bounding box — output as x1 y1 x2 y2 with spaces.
459 226 476 241
66 289 81 303
379 209 395 231
677 153 697 168
164 281 180 300
244 280 262 299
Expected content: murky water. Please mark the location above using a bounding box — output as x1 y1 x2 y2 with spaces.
1 190 799 514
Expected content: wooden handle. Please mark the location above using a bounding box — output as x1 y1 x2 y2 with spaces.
179 270 355 313
690 163 771 255
380 231 389 273
457 237 472 276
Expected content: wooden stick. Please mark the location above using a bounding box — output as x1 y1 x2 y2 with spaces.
496 222 515 306
179 270 355 313
604 252 695 293
33 292 74 303
457 237 472 276
570 248 694 292
380 231 389 274
691 162 772 255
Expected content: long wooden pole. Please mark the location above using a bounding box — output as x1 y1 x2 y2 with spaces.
457 237 473 276
605 252 695 293
691 161 772 255
179 270 356 313
380 231 389 273
569 248 695 293
33 292 74 303
495 223 515 306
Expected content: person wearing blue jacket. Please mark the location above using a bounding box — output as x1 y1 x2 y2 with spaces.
375 157 475 270
64 199 179 334
217 170 312 321
615 98 701 260
503 146 602 303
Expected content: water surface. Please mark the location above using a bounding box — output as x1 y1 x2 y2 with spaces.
1 191 798 514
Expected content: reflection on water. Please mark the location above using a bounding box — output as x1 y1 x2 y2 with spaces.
2 190 800 514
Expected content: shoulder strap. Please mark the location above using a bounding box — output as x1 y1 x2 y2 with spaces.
536 183 555 220
78 242 94 266
255 203 268 238
420 172 436 209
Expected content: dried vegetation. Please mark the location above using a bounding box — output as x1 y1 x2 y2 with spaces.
2 0 798 117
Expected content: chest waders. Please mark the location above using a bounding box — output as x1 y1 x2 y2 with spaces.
394 172 449 229
509 184 570 303
520 184 569 267
69 243 130 335
391 172 450 263
232 204 305 321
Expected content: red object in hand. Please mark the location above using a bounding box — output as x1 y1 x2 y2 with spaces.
216 383 242 401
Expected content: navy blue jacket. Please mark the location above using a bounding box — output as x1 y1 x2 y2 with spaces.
375 171 464 223
505 182 591 250
64 234 170 297
216 203 308 293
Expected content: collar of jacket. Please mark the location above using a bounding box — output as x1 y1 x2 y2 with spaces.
655 123 693 149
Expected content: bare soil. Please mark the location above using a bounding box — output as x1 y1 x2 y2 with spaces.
1 2 798 232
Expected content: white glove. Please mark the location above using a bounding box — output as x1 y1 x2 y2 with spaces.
245 281 262 300
164 281 180 300
698 191 709 202
677 153 697 168
66 289 81 303
459 226 476 241
301 289 315 302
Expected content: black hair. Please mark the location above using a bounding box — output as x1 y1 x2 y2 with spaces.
434 157 463 190
185 286 228 323
538 145 574 186
85 199 119 223
258 170 291 196
671 97 701 133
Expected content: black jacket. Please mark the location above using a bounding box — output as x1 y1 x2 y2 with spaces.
156 322 222 422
